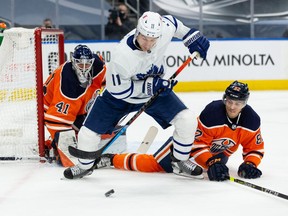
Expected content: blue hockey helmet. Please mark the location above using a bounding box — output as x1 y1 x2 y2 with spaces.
71 44 95 87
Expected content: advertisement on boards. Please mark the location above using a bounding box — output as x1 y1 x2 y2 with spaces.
43 40 288 90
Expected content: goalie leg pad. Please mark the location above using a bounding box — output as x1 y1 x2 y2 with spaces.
55 130 79 167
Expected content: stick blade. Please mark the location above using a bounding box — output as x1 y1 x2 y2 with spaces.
68 146 100 160
137 126 158 153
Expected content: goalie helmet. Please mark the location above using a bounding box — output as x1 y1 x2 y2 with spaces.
136 11 162 38
71 45 95 87
223 80 250 103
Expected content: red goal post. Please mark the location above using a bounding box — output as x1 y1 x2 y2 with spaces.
0 27 65 160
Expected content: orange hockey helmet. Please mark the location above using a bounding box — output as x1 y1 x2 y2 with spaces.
0 22 7 30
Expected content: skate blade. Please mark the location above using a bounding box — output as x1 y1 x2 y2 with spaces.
173 171 204 180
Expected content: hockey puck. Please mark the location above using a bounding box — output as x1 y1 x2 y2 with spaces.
105 189 115 197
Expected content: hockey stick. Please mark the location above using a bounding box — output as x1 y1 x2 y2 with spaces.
229 176 288 200
92 126 158 170
69 52 199 160
137 126 158 153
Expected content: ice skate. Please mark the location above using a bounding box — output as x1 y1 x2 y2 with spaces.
63 164 93 179
93 154 114 169
171 154 203 179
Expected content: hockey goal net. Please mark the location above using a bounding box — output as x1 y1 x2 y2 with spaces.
0 27 64 160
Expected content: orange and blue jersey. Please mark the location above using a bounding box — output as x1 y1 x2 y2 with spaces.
43 54 106 141
111 100 264 172
190 100 264 169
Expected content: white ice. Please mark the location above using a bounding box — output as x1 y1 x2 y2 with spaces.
0 91 288 216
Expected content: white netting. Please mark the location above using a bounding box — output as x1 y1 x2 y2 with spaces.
0 28 38 159
41 31 61 79
0 27 63 160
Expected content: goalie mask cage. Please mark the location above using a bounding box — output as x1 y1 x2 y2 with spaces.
0 27 65 160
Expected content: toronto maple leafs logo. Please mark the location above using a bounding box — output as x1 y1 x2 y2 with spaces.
136 64 164 80
210 138 236 153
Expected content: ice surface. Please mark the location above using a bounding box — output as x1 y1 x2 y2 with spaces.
0 91 287 216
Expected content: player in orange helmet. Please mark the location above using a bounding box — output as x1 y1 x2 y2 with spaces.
0 22 7 46
0 22 6 29
94 81 264 181
44 44 106 166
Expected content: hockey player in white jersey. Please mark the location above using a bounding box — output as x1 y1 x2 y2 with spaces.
64 11 210 179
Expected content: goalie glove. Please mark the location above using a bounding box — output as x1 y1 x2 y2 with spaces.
183 28 210 60
142 76 177 96
238 162 262 179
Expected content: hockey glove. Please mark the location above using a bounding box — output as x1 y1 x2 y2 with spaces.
238 162 262 179
143 77 178 96
207 156 229 181
183 28 210 60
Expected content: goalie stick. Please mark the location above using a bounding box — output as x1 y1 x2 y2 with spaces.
137 126 158 153
68 51 199 160
228 176 288 201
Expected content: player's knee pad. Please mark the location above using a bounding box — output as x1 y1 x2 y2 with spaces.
77 126 101 169
171 109 196 143
77 126 101 151
170 109 196 160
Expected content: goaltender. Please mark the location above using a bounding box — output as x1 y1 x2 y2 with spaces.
43 44 106 166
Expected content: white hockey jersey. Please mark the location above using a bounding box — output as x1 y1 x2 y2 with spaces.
106 15 190 104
